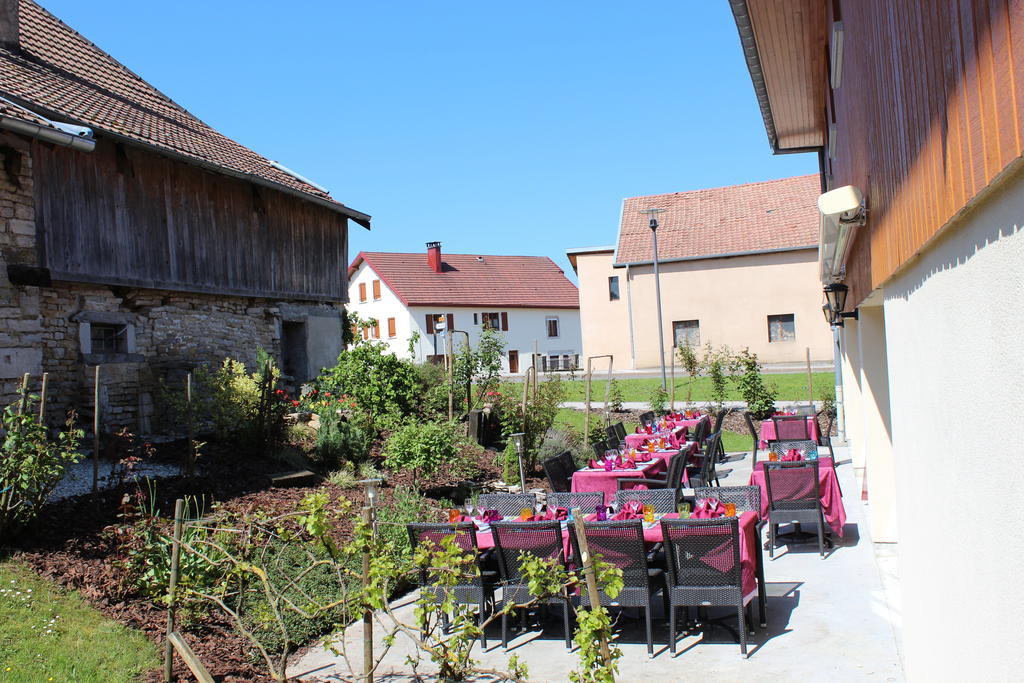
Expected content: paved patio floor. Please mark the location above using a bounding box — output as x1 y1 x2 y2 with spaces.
289 446 904 682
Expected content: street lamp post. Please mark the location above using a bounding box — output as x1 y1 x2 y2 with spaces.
641 208 668 390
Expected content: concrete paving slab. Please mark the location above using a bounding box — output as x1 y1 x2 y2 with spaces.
289 447 903 682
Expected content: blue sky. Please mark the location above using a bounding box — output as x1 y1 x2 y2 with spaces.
41 0 816 279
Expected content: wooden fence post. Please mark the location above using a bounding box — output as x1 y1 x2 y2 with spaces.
362 505 374 683
185 373 195 477
38 372 48 421
17 372 29 415
571 510 612 671
805 347 814 407
92 365 101 493
164 498 185 682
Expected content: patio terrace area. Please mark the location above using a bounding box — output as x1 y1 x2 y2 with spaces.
290 445 904 682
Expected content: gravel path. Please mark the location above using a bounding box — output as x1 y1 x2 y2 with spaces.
48 459 185 502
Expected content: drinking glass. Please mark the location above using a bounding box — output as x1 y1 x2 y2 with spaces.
643 504 655 524
465 502 475 518
724 503 736 517
448 509 461 524
768 452 779 462
519 507 533 521
679 502 691 518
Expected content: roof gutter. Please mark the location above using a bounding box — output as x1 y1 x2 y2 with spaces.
0 115 96 153
612 244 817 268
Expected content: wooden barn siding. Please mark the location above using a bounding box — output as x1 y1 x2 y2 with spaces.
829 0 1024 306
32 138 349 301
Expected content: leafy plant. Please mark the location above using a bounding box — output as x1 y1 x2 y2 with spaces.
0 400 82 542
314 342 420 424
676 343 701 406
703 343 734 411
383 421 460 481
606 379 624 413
647 385 668 414
312 413 372 470
733 348 778 419
497 374 566 472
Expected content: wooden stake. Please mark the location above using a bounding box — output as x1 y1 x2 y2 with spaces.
447 332 454 421
805 347 814 407
164 498 186 682
185 373 195 477
38 372 48 421
571 510 612 669
17 372 29 415
92 365 100 493
167 632 214 683
669 350 676 410
583 368 592 443
362 505 374 683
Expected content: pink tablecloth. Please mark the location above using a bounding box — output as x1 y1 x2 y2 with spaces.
666 415 708 431
758 416 820 449
571 458 667 504
623 425 687 449
475 511 758 596
748 457 846 536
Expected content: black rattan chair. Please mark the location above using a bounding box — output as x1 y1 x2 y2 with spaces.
691 414 711 447
546 491 602 512
616 450 689 503
613 422 627 442
557 450 578 476
763 461 827 559
768 440 819 460
687 432 723 488
542 456 571 493
605 425 620 448
614 488 676 514
639 411 655 427
815 411 835 458
477 493 537 517
491 521 572 648
568 520 667 656
771 415 811 441
591 439 608 460
660 517 760 656
742 411 761 464
407 523 497 647
712 408 729 435
693 486 761 516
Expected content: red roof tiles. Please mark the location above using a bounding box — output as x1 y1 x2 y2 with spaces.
616 174 820 263
0 1 368 224
351 252 579 309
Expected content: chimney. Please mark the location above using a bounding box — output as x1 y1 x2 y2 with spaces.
426 241 442 273
0 0 18 51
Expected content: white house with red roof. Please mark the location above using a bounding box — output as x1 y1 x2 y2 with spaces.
347 243 580 373
568 175 833 370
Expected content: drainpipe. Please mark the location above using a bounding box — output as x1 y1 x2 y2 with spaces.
834 325 846 441
625 264 637 370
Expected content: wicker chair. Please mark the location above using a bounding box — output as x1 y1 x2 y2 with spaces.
542 456 571 493
557 450 578 476
406 523 497 647
712 408 729 435
546 491 603 513
568 520 667 656
768 440 819 460
660 517 760 656
691 415 711 447
591 439 608 460
613 422 627 442
639 411 655 427
771 415 810 441
687 432 723 488
815 411 835 458
491 521 572 648
605 425 620 448
763 461 827 558
615 450 688 502
742 411 761 464
614 488 676 514
693 486 761 515
477 494 537 517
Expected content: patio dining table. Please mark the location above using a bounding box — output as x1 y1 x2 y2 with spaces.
570 457 668 505
666 415 709 431
748 456 846 536
623 424 688 449
758 416 820 449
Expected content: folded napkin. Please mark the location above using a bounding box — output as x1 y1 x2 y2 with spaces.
611 500 644 520
692 497 725 519
782 448 804 462
635 451 652 463
528 507 567 522
635 426 644 434
476 509 502 523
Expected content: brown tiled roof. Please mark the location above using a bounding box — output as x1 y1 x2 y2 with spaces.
616 174 820 264
0 1 369 225
350 252 579 309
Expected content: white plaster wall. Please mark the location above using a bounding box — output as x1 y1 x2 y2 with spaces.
346 262 416 358
857 303 897 543
879 170 1024 680
409 306 582 373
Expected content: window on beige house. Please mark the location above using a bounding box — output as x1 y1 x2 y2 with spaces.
672 320 700 348
768 314 796 342
608 276 620 300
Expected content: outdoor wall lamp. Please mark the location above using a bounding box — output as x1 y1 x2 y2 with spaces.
358 478 383 508
509 432 526 493
822 283 859 327
818 185 867 282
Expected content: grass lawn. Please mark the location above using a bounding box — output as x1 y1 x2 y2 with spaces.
506 372 833 404
0 559 159 682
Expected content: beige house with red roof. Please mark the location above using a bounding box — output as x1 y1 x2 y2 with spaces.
348 242 580 373
568 175 832 369
0 0 370 428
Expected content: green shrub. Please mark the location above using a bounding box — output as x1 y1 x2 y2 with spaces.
375 486 438 569
703 343 734 410
382 421 459 480
733 348 778 419
313 342 420 424
312 413 372 470
0 400 82 542
647 385 668 414
497 374 566 471
607 379 624 413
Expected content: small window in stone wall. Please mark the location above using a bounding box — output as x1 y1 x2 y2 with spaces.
90 323 127 354
768 314 796 342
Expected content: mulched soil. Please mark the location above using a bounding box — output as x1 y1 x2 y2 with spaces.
7 438 541 682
